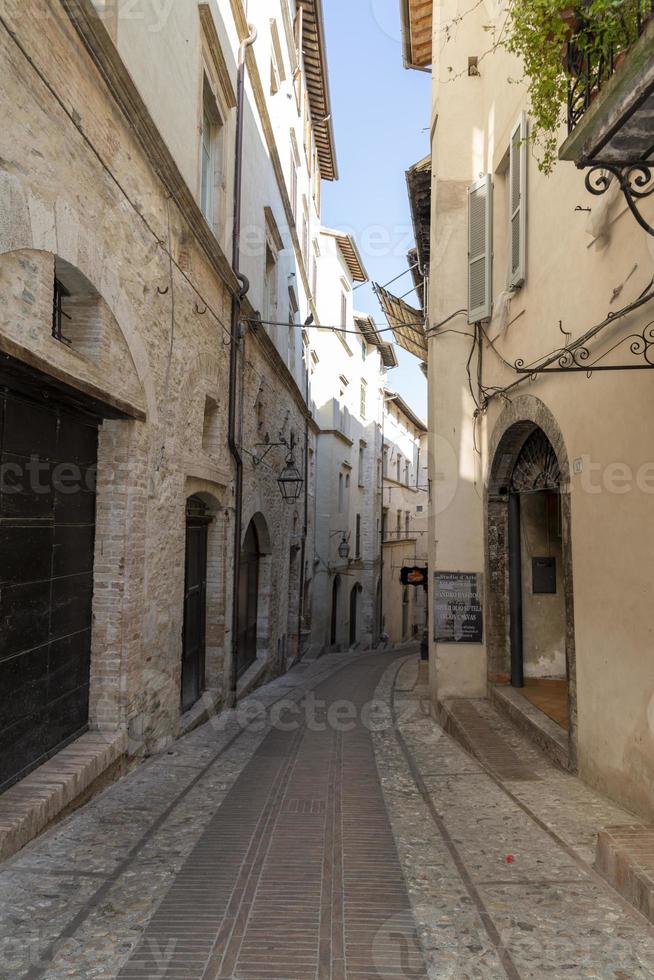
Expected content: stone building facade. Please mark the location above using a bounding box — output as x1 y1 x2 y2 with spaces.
0 0 349 847
381 397 428 644
397 0 654 820
309 231 397 653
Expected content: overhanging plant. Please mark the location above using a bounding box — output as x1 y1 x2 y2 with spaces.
504 0 649 173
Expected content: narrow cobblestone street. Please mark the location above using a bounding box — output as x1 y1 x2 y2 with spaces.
2 651 654 980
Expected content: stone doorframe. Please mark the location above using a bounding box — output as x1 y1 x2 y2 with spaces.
484 395 578 772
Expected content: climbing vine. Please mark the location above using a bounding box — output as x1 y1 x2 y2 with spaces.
504 0 649 172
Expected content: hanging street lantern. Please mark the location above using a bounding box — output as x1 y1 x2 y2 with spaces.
337 535 350 560
277 451 304 502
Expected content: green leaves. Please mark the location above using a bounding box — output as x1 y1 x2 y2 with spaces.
504 0 646 173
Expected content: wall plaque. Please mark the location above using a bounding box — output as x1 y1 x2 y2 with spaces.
434 571 483 643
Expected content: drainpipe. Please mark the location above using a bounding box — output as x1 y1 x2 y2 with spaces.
296 364 310 663
378 402 386 642
508 491 524 688
228 21 257 709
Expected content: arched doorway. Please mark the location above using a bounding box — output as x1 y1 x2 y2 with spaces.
181 496 211 711
330 575 341 647
349 583 362 646
486 403 576 768
238 520 261 679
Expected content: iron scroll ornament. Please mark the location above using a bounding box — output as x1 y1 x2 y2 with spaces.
514 318 654 376
584 165 654 237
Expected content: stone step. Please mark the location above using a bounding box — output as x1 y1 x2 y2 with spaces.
490 683 572 772
0 731 127 862
596 825 654 924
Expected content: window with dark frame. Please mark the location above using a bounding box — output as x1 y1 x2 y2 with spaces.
52 278 71 343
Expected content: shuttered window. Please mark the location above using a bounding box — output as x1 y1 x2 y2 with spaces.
509 114 528 288
467 174 493 323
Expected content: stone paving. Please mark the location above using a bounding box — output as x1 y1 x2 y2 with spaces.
0 650 653 979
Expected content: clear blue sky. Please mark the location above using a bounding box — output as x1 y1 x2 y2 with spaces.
321 0 431 420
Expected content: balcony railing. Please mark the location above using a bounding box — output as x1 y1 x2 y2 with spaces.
567 0 654 132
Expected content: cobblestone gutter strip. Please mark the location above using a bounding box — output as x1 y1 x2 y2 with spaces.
0 650 373 980
373 656 654 979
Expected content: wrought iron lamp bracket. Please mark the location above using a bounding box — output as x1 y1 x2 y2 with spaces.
583 163 654 237
253 432 292 466
514 316 654 376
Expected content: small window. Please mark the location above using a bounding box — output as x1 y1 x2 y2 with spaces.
355 514 361 558
288 285 299 368
52 277 71 343
270 18 285 95
290 146 298 220
264 244 278 325
405 461 410 485
302 209 309 267
509 113 528 288
200 77 224 231
358 444 365 486
202 396 220 456
360 382 367 419
396 455 401 482
51 259 103 356
405 512 410 537
396 511 402 538
271 58 281 95
338 472 344 513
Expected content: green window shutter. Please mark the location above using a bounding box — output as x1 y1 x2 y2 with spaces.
509 113 528 288
468 174 493 323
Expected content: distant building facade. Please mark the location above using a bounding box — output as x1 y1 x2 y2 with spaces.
309 228 397 652
381 395 428 644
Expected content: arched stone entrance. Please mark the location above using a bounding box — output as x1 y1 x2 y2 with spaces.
486 396 577 770
349 582 362 646
181 496 212 712
330 575 341 647
237 513 272 679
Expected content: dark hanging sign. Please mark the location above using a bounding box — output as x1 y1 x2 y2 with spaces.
434 571 483 644
400 565 428 588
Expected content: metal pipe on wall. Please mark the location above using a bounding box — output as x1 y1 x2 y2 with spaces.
228 21 257 709
508 491 525 688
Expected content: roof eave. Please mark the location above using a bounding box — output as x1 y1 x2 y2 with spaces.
314 0 338 180
386 390 428 432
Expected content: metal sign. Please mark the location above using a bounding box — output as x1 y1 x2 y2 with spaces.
400 565 428 588
434 571 483 644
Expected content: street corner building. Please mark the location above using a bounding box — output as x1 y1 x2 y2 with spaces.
393 0 654 825
0 0 378 859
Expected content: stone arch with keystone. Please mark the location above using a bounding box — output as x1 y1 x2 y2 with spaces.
485 394 577 771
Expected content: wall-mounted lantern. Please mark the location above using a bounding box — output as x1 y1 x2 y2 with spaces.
277 451 304 502
253 432 304 503
337 535 351 560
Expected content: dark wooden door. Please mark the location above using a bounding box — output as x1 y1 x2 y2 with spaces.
237 522 259 679
181 498 209 712
330 575 340 646
349 584 359 646
0 384 98 791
